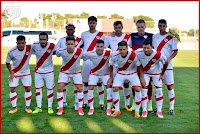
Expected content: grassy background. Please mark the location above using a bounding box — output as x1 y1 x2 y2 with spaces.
1 50 199 133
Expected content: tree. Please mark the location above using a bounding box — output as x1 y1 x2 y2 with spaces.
171 27 180 34
79 12 89 18
1 10 9 20
109 14 124 19
20 17 29 27
133 15 155 28
188 29 195 36
97 15 107 19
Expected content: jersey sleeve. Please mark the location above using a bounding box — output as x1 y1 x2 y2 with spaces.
55 39 62 51
56 49 62 57
127 36 132 48
30 44 35 54
101 33 106 41
134 55 141 66
159 54 167 65
171 37 178 51
104 36 110 48
82 52 90 61
6 51 12 63
76 39 83 48
110 55 116 66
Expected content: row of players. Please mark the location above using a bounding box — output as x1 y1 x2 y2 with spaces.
6 16 178 118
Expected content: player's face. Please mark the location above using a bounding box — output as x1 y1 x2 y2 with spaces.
143 44 153 56
114 24 123 35
158 23 167 33
119 45 128 57
136 23 146 35
16 40 26 51
96 43 104 55
39 35 48 48
88 20 97 30
66 40 75 53
66 26 75 36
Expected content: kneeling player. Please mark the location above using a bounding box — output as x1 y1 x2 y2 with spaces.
84 40 112 115
136 38 168 118
107 41 142 118
56 36 84 115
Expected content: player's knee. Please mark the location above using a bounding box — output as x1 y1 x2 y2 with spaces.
25 87 31 92
167 85 173 90
88 86 94 90
106 85 112 88
134 87 141 92
10 88 16 93
97 83 102 86
84 83 88 86
113 88 119 92
123 83 129 88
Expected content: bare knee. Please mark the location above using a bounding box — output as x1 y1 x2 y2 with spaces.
10 88 16 93
84 83 88 86
76 85 83 92
113 88 119 92
123 83 129 88
97 83 102 86
167 85 173 90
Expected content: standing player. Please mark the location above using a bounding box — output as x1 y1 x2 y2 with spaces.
152 19 178 115
81 16 106 110
136 38 169 118
105 21 132 112
6 35 32 114
55 24 83 110
56 36 84 115
130 19 154 111
83 40 112 115
107 41 142 118
32 32 55 114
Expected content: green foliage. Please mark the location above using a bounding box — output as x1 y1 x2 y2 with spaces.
1 10 9 19
109 14 124 19
79 12 89 18
171 27 180 34
97 15 107 19
133 15 155 28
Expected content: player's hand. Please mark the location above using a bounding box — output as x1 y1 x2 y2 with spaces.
107 77 113 86
140 77 146 89
159 74 165 83
109 31 115 37
9 72 15 82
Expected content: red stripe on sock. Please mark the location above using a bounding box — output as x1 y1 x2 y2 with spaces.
26 95 32 101
57 97 63 102
10 95 17 101
142 96 148 101
156 96 163 101
63 89 66 92
35 92 40 96
114 99 119 105
170 97 175 101
47 93 54 98
83 90 88 94
79 97 83 102
88 97 94 103
74 90 78 94
126 94 130 99
135 101 141 105
107 99 113 103
99 90 104 95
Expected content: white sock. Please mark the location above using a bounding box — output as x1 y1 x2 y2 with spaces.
57 92 63 108
83 85 88 104
98 85 104 105
135 91 141 111
141 89 148 111
35 88 42 108
123 88 130 106
106 88 112 109
155 88 163 112
47 89 54 108
88 90 94 109
113 91 120 111
168 89 175 110
74 86 78 104
77 92 83 108
10 92 17 107
63 86 67 103
24 91 32 107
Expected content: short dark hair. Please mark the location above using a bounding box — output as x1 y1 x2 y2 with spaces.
88 16 97 22
16 35 25 41
96 39 104 44
113 21 123 27
136 19 146 24
66 24 76 30
143 38 152 46
118 40 127 48
39 32 48 39
66 36 75 42
158 19 167 25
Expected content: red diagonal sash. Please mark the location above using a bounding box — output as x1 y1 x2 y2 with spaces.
87 32 103 52
60 48 82 72
90 50 111 73
75 37 81 48
118 51 136 71
157 35 173 51
143 51 161 72
12 45 31 73
35 43 55 72
116 34 130 51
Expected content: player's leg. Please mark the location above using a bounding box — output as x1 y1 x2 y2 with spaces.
123 82 131 111
97 82 105 110
147 78 153 111
165 70 175 115
9 77 19 114
44 72 55 114
63 84 68 107
74 85 78 110
21 75 32 113
32 73 44 113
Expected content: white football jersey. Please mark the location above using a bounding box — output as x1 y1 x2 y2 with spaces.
6 45 32 77
105 33 132 51
83 50 112 75
32 42 55 74
152 33 178 69
110 50 140 75
81 30 105 52
55 35 83 50
136 48 167 75
56 48 84 74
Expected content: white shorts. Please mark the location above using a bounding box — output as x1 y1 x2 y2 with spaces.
58 72 82 85
82 60 93 83
88 74 110 86
113 66 129 84
164 70 174 86
113 72 141 88
35 72 55 90
9 74 32 88
144 74 162 88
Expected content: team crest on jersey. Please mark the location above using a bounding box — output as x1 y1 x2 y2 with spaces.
26 52 29 55
143 35 147 39
75 41 78 45
47 49 51 53
104 56 108 59
152 59 157 62
128 60 132 63
74 55 78 59
123 39 127 42
164 38 168 42
96 36 100 39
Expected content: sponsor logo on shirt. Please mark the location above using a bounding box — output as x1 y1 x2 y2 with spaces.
47 49 51 53
164 38 168 42
26 52 29 55
74 55 78 59
96 36 100 39
75 41 78 45
143 35 148 39
104 56 108 59
152 59 157 62
128 60 132 63
134 36 139 38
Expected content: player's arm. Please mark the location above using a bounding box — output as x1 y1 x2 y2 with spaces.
159 55 169 82
139 65 146 88
107 64 113 86
6 53 14 82
167 50 178 64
